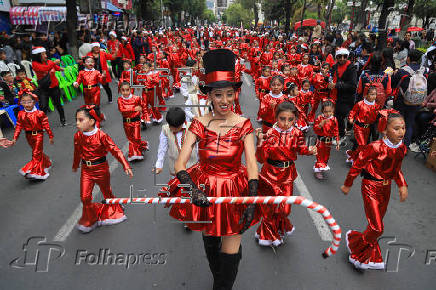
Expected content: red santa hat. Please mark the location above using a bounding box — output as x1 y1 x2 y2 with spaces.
32 47 46 54
109 31 117 38
335 47 350 56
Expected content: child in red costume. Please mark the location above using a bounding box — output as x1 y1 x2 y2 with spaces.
73 106 133 233
287 46 301 67
346 86 382 163
118 59 137 94
310 63 334 123
137 62 163 125
74 56 106 107
255 66 271 122
298 79 314 116
285 83 309 133
297 54 314 83
313 101 340 180
255 101 317 247
11 92 53 180
341 112 408 270
118 82 149 161
258 75 288 132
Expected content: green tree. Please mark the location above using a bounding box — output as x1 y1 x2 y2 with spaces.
203 9 216 24
224 2 254 28
240 0 260 27
414 0 436 29
331 1 351 25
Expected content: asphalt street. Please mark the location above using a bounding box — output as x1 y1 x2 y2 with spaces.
0 75 435 290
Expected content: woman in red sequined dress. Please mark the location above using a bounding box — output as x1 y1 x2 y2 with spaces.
164 49 260 289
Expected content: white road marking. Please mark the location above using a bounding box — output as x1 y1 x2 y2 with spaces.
53 142 129 242
294 170 333 241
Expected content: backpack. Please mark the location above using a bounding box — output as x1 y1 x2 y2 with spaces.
363 73 387 106
400 66 427 105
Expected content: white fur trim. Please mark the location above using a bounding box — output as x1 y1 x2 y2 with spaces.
77 222 98 233
90 42 100 48
128 155 144 161
285 226 295 237
32 47 46 54
313 165 330 172
255 232 283 247
153 117 163 123
336 48 350 56
98 215 127 226
19 166 51 180
109 31 117 38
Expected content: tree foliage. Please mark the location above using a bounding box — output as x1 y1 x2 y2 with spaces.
223 1 254 28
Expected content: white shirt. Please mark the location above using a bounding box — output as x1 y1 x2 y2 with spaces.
155 123 187 169
180 74 198 97
185 97 208 122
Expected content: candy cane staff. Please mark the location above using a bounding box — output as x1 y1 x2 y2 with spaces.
254 101 317 247
341 112 408 270
73 106 133 233
11 91 54 180
163 49 260 290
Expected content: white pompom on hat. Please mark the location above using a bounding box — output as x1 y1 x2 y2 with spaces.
32 47 46 54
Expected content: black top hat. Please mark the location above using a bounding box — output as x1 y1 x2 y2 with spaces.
199 49 242 94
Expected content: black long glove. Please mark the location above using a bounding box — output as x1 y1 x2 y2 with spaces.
239 179 258 234
176 170 210 207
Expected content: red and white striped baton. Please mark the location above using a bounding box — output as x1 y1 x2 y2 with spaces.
104 195 341 257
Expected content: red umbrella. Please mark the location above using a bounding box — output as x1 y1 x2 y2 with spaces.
294 19 326 30
407 26 424 32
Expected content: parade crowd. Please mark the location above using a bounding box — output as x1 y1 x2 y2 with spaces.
1 22 436 289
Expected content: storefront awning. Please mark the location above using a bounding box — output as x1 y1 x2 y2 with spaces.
9 6 66 25
103 2 123 12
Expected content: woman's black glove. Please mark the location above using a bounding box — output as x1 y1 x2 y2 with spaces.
239 179 258 234
176 170 210 207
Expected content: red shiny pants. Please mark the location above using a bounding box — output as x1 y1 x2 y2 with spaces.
78 162 125 229
123 121 148 160
347 179 391 265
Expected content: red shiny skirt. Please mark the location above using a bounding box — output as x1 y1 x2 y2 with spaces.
166 163 261 236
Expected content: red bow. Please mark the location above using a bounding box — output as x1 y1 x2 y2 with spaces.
18 89 38 102
80 104 102 122
198 94 208 100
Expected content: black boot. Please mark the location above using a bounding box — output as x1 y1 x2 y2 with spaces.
202 235 221 282
214 246 242 290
